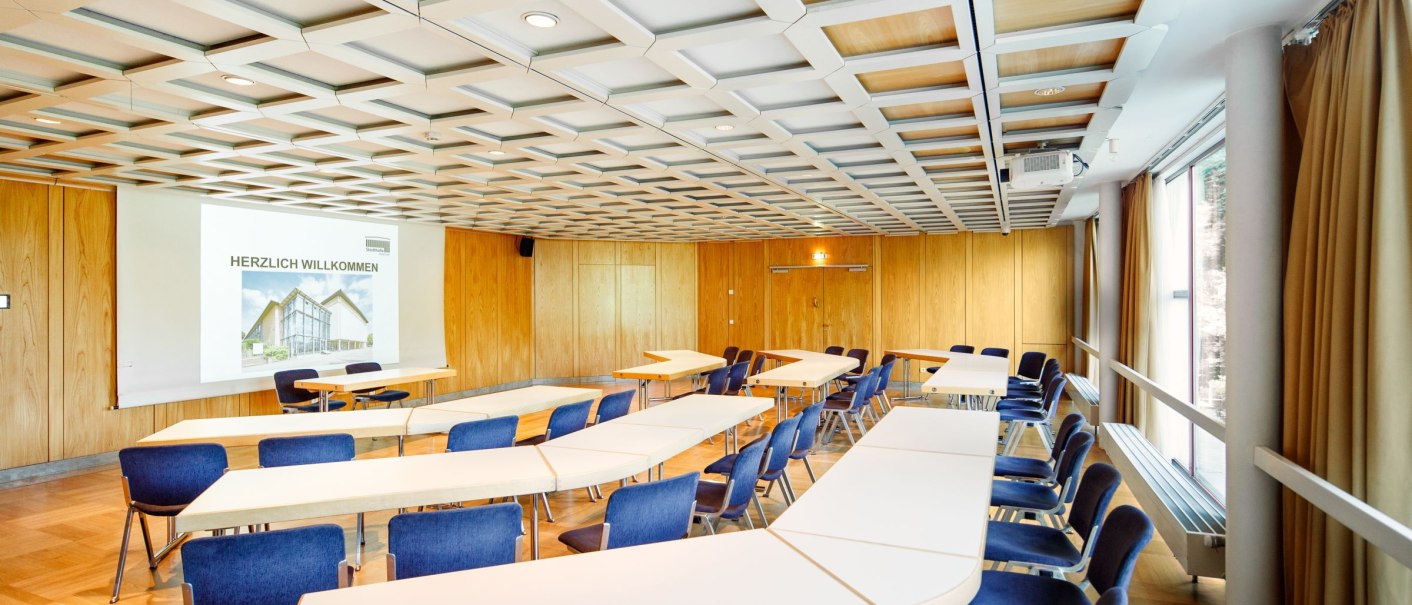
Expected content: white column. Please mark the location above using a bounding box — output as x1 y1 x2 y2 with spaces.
1223 25 1285 604
1096 181 1122 426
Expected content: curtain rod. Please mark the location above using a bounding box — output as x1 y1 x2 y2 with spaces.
1123 96 1226 188
1284 0 1350 46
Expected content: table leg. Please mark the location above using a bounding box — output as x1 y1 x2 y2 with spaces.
425 379 437 406
775 387 785 422
319 390 330 413
531 495 540 560
397 435 405 457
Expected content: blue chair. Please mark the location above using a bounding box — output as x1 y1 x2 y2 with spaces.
1011 352 1047 382
722 361 751 396
697 365 730 396
821 369 880 444
593 390 635 425
1000 374 1068 455
734 349 755 367
515 399 592 522
831 358 895 421
111 443 228 603
1005 359 1061 401
446 416 519 452
559 472 699 553
986 464 1123 582
706 414 802 519
925 344 975 373
994 413 1086 482
981 347 1010 359
992 431 1094 530
345 362 410 409
386 502 523 580
257 434 365 567
273 369 347 413
823 345 844 356
694 438 767 533
1095 589 1129 605
721 345 740 365
788 403 826 483
970 505 1154 605
181 524 349 605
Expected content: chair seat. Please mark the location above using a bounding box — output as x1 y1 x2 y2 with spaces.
969 570 1091 605
825 390 854 401
999 408 1047 423
924 366 940 374
703 436 767 475
361 390 409 402
515 435 547 447
557 523 605 553
789 447 811 460
283 401 348 413
991 480 1060 510
694 481 749 520
985 521 1083 568
822 399 853 411
997 399 1043 412
132 501 188 517
993 455 1054 480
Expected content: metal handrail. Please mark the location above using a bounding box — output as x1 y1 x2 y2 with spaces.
1072 337 1099 358
1255 447 1412 568
1109 360 1227 442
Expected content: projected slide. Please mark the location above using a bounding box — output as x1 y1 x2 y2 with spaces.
200 205 399 383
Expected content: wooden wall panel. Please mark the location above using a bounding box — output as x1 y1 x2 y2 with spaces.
618 265 656 369
462 234 500 389
619 242 656 266
1020 228 1074 371
730 241 766 353
576 240 617 265
657 243 697 351
823 269 873 351
919 234 970 382
499 238 534 384
534 239 576 378
153 395 246 432
442 230 468 393
879 236 922 381
768 269 823 350
575 264 617 376
696 242 731 357
0 181 51 469
766 236 873 267
968 233 1019 373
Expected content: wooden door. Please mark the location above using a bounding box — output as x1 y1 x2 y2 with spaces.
768 269 823 351
822 268 873 353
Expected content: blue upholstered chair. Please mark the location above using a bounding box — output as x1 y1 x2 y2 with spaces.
691 366 730 397
515 399 592 522
821 368 880 444
111 443 228 603
705 414 802 520
273 369 347 413
386 502 524 580
970 505 1154 605
986 463 1123 582
1011 351 1048 383
694 438 767 533
748 353 767 377
1005 359 1062 401
788 403 826 482
593 390 635 425
1096 589 1129 605
446 416 519 452
722 361 752 396
1000 374 1068 455
735 349 754 367
257 434 365 567
721 346 740 365
981 347 1010 359
344 362 410 409
925 344 976 374
181 524 349 605
994 413 1087 483
559 472 699 553
992 431 1094 530
823 345 845 356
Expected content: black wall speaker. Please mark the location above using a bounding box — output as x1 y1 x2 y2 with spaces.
518 236 535 258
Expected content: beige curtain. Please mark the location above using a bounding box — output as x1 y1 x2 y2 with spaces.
1078 218 1098 376
1281 0 1412 603
1116 174 1158 429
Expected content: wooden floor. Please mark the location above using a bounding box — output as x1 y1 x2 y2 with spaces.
0 381 1225 604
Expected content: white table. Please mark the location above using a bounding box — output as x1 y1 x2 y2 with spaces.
748 349 859 420
885 349 1009 409
295 367 456 412
853 406 1001 457
406 385 602 434
612 350 726 409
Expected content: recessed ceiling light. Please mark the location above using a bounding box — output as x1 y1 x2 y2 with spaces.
1033 86 1066 97
488 150 506 156
34 117 61 125
522 11 559 28
222 75 255 86
714 124 735 131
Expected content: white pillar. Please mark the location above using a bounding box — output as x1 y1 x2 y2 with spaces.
1223 25 1285 604
1096 180 1122 426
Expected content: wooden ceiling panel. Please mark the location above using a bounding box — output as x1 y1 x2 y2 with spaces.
823 7 958 57
856 61 968 93
1002 114 1092 133
899 125 980 141
993 0 1142 34
1000 82 1107 108
997 39 1125 77
881 98 975 121
912 146 984 158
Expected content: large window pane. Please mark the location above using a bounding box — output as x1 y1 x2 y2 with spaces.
1194 426 1226 502
1192 147 1228 421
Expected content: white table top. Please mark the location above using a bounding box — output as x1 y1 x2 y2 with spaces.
294 367 456 393
139 409 412 448
854 407 1001 457
406 385 602 433
611 350 726 381
887 349 1009 397
539 423 707 467
613 395 768 433
748 349 859 388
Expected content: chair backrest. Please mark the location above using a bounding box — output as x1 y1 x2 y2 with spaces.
344 362 381 374
878 352 897 367
749 353 767 376
704 366 730 395
761 415 802 474
725 361 750 392
722 346 740 364
545 399 594 440
258 434 355 468
182 524 344 605
1086 505 1155 594
273 369 320 404
849 369 882 413
844 348 869 375
1068 463 1123 547
980 347 1010 358
723 439 768 510
1096 589 1129 605
447 416 519 452
1050 413 1087 461
1054 431 1095 503
387 502 523 580
119 444 228 507
603 471 700 549
735 349 754 366
949 344 975 354
1015 352 1046 379
1039 374 1069 419
873 358 897 391
1039 358 1062 384
595 390 635 424
823 345 844 356
792 403 825 453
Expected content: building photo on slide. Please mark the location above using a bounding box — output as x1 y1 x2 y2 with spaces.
240 271 377 374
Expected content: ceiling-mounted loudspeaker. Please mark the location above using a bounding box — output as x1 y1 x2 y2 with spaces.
518 237 535 258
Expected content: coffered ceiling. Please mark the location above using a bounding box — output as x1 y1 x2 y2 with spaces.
0 0 1172 240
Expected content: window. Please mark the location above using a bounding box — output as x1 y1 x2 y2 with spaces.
1158 141 1228 504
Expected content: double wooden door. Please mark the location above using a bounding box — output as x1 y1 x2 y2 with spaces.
767 268 872 352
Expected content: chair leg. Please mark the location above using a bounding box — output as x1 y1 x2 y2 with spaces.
802 457 817 482
354 513 364 571
540 493 555 523
780 473 797 505
752 494 769 528
585 487 597 502
852 413 868 437
137 513 157 568
110 506 137 603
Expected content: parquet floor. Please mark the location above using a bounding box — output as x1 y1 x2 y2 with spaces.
0 382 1226 604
